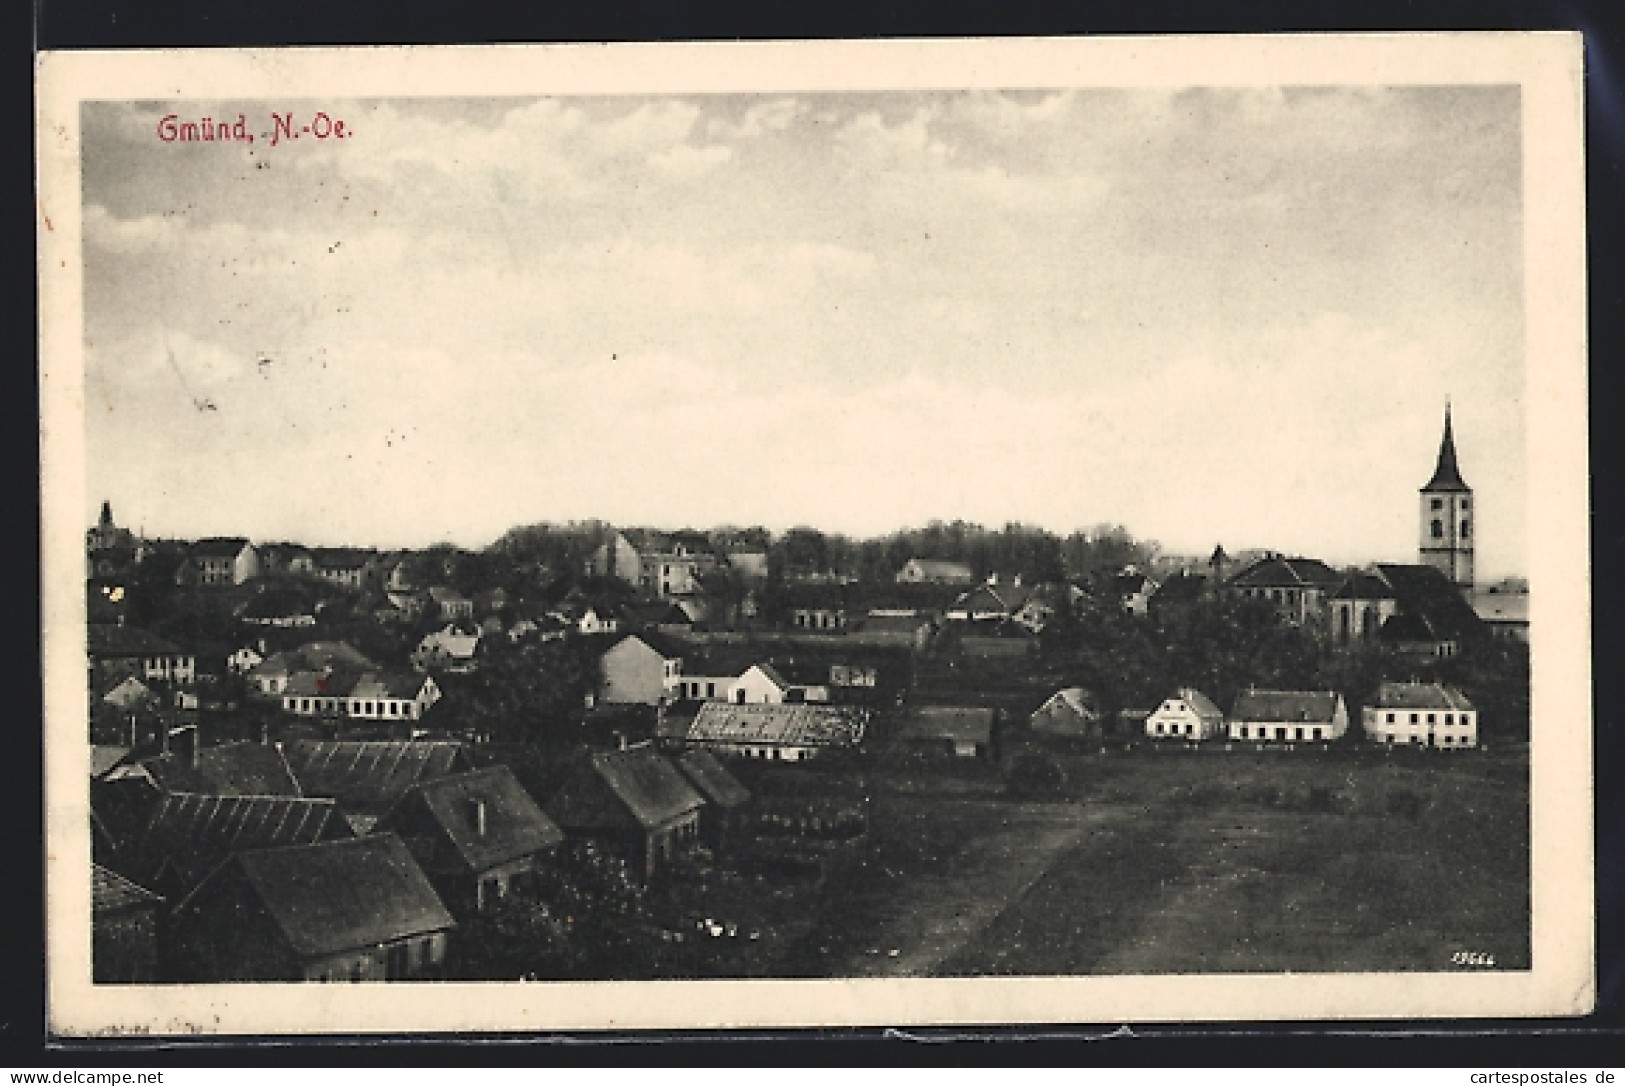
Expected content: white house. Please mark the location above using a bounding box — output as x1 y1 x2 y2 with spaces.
1362 681 1478 749
227 646 264 675
411 625 481 674
1144 688 1226 740
281 671 440 721
1227 689 1349 744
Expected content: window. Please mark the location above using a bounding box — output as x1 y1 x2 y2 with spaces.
1410 713 1419 724
1431 498 1443 511
1295 727 1304 742
1461 520 1471 539
1431 519 1444 539
1386 712 1395 724
1426 713 1435 724
1444 714 1453 725
1312 728 1323 741
1275 727 1287 741
1443 735 1454 744
706 682 716 697
1461 498 1471 510
1239 726 1248 739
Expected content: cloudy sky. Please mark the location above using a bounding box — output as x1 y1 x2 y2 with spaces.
81 86 1525 577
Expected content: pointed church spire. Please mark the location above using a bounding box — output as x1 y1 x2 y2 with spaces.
1422 403 1469 492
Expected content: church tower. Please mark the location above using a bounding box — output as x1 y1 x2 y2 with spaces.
1419 404 1474 594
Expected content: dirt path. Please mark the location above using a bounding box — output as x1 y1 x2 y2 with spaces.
842 800 1120 978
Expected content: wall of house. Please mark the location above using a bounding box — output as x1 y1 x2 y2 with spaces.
1226 713 1348 743
1144 702 1222 740
599 640 677 705
1362 707 1478 748
301 931 448 982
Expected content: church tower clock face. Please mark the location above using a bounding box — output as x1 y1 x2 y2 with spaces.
1419 405 1474 594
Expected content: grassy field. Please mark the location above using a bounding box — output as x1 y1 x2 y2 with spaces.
771 747 1529 977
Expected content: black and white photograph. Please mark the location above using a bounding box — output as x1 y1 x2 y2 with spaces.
36 35 1592 1033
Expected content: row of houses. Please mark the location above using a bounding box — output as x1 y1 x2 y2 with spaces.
1140 681 1480 748
91 736 754 984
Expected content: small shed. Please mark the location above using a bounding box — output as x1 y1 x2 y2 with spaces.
544 749 705 884
675 750 752 851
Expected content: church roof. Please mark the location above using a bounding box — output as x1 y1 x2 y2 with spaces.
1423 406 1470 492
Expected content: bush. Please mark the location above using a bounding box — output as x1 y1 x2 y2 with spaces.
1003 753 1069 798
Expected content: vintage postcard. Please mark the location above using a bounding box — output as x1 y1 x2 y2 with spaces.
37 34 1592 1035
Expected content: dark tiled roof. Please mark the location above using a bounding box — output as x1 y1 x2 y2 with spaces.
190 537 252 559
296 641 376 670
91 777 164 852
287 741 471 812
1368 681 1475 711
1228 556 1343 589
1229 690 1341 723
126 793 354 892
313 547 376 570
546 749 704 833
606 631 686 662
217 835 454 960
676 750 750 809
380 766 562 875
93 863 163 912
1372 564 1486 642
143 743 303 797
1332 572 1396 600
87 624 186 659
1157 687 1225 722
1423 407 1470 492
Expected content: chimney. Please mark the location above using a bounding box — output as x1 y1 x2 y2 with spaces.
473 798 488 838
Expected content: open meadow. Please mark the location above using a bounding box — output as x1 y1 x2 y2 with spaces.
763 747 1529 977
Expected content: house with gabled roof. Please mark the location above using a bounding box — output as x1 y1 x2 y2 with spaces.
88 624 196 684
376 765 563 916
1145 688 1226 741
1029 687 1103 742
685 702 866 762
1330 563 1488 657
140 741 303 797
1363 681 1478 749
411 625 481 674
93 863 164 984
1227 554 1344 631
285 740 471 832
674 750 751 851
1227 689 1349 745
896 706 999 760
168 834 455 982
182 537 261 586
118 792 355 901
311 547 377 589
597 632 684 706
544 748 705 883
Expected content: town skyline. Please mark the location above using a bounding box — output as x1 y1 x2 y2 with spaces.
83 87 1526 580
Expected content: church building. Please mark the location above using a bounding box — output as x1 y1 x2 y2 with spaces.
1419 405 1474 595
